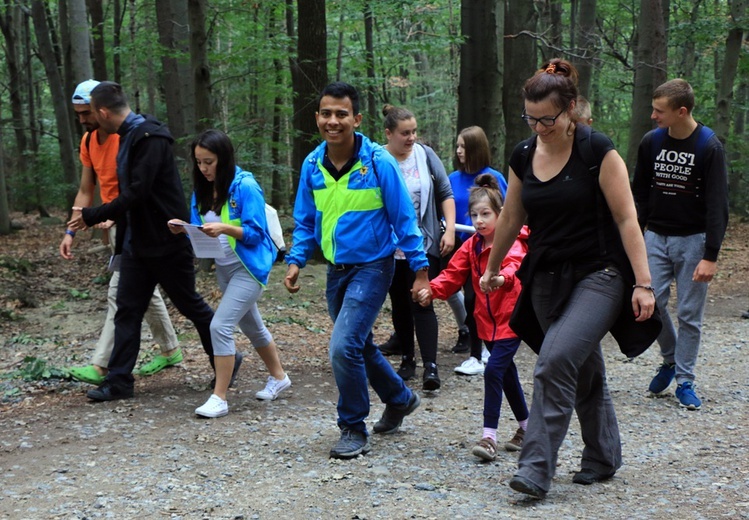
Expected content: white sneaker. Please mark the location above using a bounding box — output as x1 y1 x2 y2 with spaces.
454 357 485 376
195 394 229 418
255 374 292 401
481 345 490 364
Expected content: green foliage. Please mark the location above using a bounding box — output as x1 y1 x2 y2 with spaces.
1 0 748 212
68 289 90 300
0 256 32 274
11 356 68 381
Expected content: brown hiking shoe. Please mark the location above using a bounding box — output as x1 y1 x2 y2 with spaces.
504 427 525 451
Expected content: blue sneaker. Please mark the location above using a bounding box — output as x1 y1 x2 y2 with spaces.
329 428 371 459
648 362 676 394
676 381 702 410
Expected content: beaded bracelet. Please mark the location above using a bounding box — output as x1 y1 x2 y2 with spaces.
633 284 655 293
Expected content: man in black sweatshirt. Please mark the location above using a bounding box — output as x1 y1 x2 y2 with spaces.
633 79 728 411
67 82 217 402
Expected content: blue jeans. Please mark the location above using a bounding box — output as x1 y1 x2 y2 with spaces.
326 256 413 434
645 231 709 384
517 268 624 493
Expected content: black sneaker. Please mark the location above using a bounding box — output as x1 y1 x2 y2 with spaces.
86 381 134 402
378 333 402 356
373 391 421 434
422 362 441 391
329 428 371 459
509 475 546 499
451 330 470 353
397 357 416 380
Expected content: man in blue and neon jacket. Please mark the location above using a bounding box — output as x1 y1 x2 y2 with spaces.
284 82 430 459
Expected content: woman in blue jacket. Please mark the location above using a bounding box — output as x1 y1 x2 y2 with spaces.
169 129 290 417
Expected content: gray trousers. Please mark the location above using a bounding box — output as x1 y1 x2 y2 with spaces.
516 268 624 492
645 231 709 384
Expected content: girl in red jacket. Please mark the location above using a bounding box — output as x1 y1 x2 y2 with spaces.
417 174 530 461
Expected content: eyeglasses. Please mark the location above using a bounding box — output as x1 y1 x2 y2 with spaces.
520 106 566 127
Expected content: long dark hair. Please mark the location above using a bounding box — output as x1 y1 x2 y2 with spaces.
455 126 492 174
191 129 236 214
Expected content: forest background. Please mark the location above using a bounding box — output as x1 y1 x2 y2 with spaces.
0 0 748 232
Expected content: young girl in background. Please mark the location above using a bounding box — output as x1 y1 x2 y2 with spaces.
417 174 530 460
449 126 508 375
169 129 291 417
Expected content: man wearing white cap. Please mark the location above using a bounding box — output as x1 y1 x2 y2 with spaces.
60 79 182 385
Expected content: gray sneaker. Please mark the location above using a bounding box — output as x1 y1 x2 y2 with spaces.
329 428 371 459
373 391 421 434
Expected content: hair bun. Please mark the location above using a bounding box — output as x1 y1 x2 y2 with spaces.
474 173 500 190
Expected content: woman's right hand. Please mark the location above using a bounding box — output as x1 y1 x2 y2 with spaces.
167 219 187 234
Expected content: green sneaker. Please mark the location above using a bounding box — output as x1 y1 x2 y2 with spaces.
68 365 106 385
137 348 184 376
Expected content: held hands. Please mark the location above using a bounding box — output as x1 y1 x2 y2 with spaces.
479 271 504 293
632 286 656 322
284 264 301 293
412 287 432 307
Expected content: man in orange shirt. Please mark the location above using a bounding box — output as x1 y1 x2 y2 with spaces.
60 79 182 385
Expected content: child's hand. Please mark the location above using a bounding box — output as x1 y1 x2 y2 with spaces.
414 287 432 307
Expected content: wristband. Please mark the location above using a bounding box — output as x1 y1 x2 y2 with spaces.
633 284 655 293
65 229 76 238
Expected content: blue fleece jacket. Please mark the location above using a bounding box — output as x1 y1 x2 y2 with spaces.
191 166 274 285
286 132 428 271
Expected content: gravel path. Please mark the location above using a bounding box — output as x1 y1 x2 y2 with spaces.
1 293 747 519
1 215 748 519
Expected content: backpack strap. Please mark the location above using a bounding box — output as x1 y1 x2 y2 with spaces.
85 131 97 184
575 124 608 256
650 124 715 174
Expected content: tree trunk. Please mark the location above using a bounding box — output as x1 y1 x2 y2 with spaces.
625 0 668 174
538 0 563 62
30 0 78 209
57 0 78 143
573 0 597 97
290 0 327 203
729 80 747 210
363 2 377 138
503 0 537 170
23 10 39 153
189 0 211 133
68 0 92 82
0 4 30 209
457 0 504 164
87 0 107 80
113 0 122 82
717 0 747 210
155 0 195 159
0 97 10 234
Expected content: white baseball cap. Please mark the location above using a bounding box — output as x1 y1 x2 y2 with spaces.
71 79 100 105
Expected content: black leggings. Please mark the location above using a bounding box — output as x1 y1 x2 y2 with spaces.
388 255 441 364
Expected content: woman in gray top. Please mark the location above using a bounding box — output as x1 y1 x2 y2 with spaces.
381 104 456 391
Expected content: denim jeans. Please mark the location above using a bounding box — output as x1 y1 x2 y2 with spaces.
326 256 413 434
517 268 624 493
645 231 709 384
